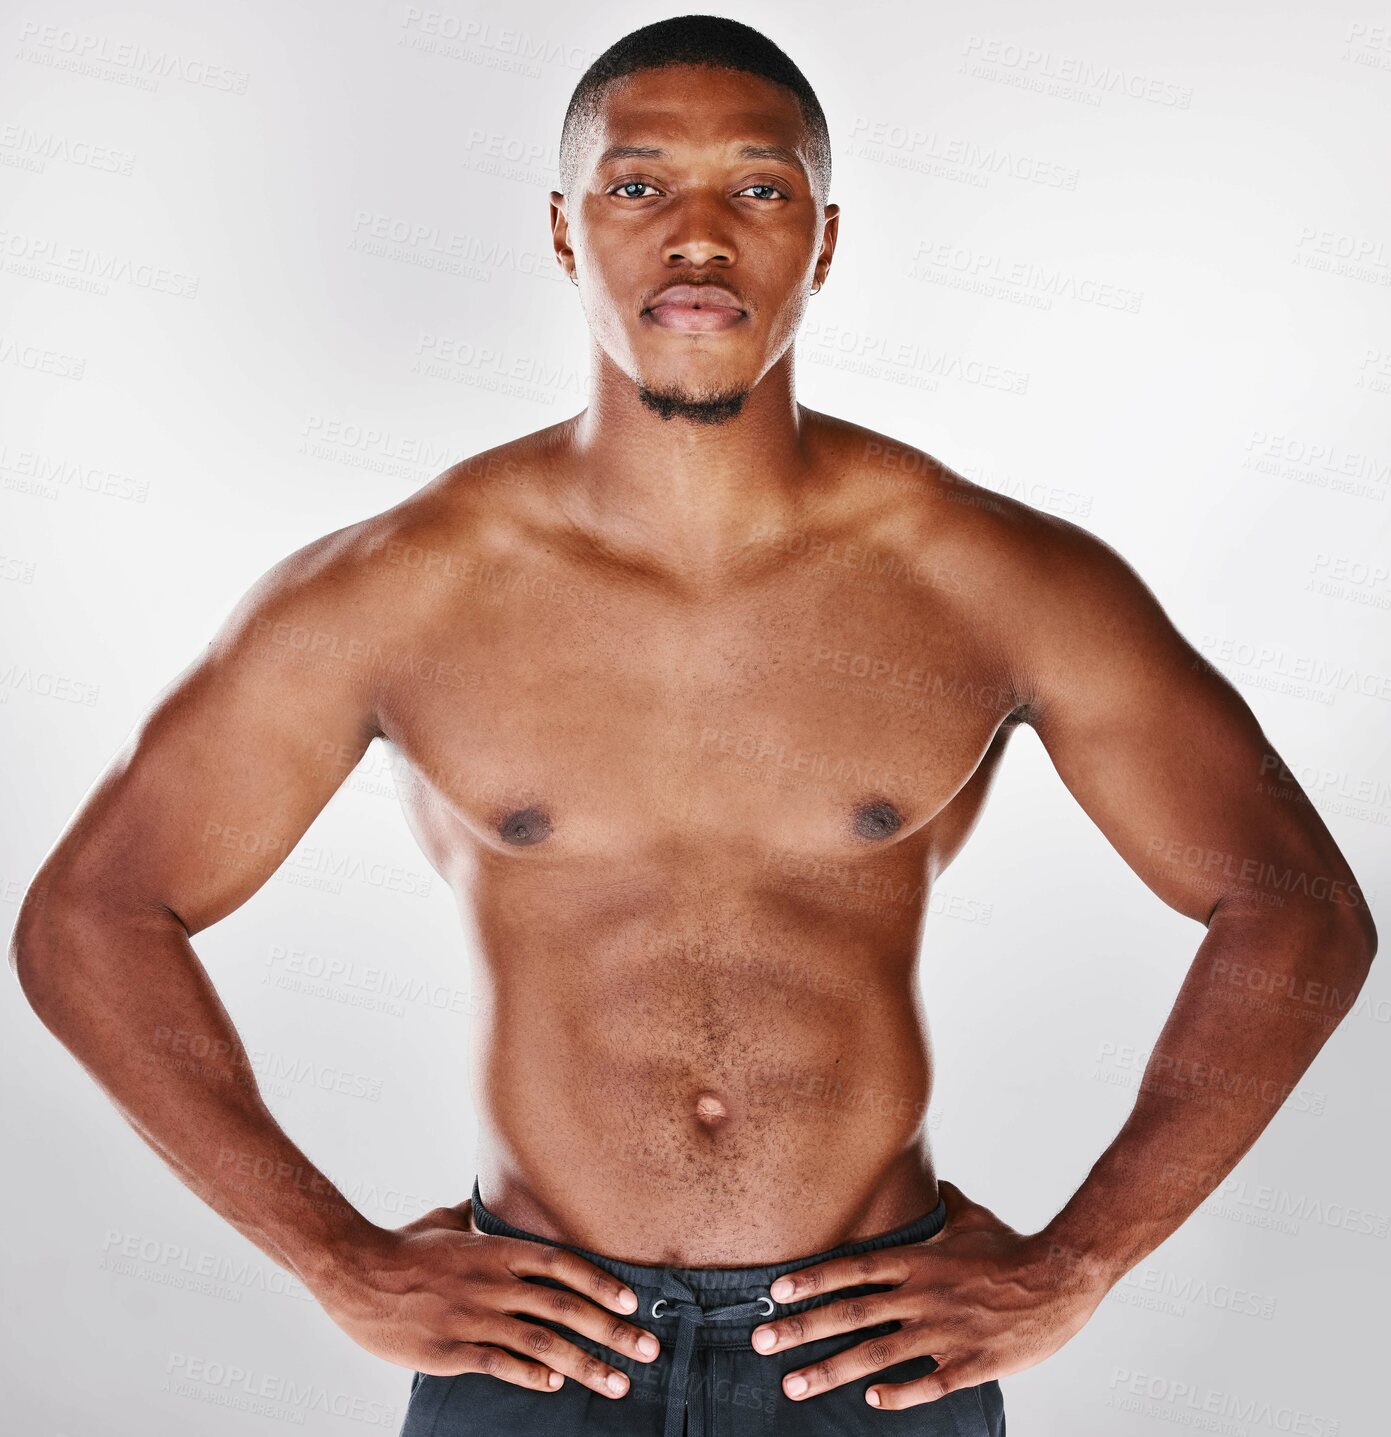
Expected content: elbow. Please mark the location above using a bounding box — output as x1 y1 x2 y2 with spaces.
10 876 48 975
10 878 64 1009
1332 862 1378 970
1345 893 1377 970
12 867 185 1019
1211 880 1376 975
1305 885 1377 977
9 873 99 1018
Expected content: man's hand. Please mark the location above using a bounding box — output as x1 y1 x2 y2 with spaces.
749 1181 1109 1410
313 1201 661 1399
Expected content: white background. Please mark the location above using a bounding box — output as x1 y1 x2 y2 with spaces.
2 2 1388 1433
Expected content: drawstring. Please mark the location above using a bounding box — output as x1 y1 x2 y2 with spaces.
650 1271 775 1437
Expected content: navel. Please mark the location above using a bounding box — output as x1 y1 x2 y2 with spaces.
694 1090 729 1124
497 805 552 846
852 799 903 841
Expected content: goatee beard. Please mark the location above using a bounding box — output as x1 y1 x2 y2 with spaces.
636 382 751 426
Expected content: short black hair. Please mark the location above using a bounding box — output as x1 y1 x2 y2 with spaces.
558 14 831 206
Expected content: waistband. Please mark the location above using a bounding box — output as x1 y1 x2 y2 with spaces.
469 1175 947 1323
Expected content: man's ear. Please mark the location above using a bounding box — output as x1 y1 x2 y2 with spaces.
813 202 840 292
550 190 575 283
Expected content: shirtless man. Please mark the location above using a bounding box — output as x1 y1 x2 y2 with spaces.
11 15 1376 1437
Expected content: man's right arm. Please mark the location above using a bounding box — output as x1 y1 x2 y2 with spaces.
8 520 660 1392
9 525 386 1294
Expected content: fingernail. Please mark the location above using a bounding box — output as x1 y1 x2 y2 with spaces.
770 1278 794 1300
867 1388 881 1407
607 1372 627 1395
548 1372 563 1389
618 1289 638 1312
638 1335 659 1358
752 1327 776 1351
786 1375 808 1397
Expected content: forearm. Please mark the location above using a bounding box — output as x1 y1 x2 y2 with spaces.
11 888 376 1294
1041 895 1375 1291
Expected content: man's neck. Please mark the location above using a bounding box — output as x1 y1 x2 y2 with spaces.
552 356 826 578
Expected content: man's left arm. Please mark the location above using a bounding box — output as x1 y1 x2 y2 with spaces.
753 519 1377 1410
1016 522 1376 1293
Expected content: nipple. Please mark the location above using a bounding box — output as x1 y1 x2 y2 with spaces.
852 800 903 840
497 806 552 846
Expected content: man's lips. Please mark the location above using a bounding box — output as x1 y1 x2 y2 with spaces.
642 284 747 332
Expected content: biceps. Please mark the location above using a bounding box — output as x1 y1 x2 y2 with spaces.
1029 635 1351 923
43 615 379 936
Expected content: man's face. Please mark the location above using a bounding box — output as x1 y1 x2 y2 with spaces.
551 64 838 424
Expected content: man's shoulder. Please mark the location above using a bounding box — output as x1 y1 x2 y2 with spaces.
822 414 1178 710
268 431 557 612
824 414 1128 593
197 435 556 735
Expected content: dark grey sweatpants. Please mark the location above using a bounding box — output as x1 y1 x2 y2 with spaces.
399 1176 1006 1436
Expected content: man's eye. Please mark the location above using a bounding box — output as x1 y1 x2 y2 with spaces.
607 181 788 200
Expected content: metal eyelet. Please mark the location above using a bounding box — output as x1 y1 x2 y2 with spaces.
651 1298 668 1318
757 1296 776 1315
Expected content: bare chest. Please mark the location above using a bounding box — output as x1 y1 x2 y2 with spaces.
376 537 1016 875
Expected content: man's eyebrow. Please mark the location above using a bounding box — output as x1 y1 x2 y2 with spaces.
595 141 806 171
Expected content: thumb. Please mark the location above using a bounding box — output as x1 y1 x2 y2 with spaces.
435 1198 474 1232
935 1179 997 1229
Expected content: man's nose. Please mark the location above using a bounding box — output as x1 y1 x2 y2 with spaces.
660 196 737 268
